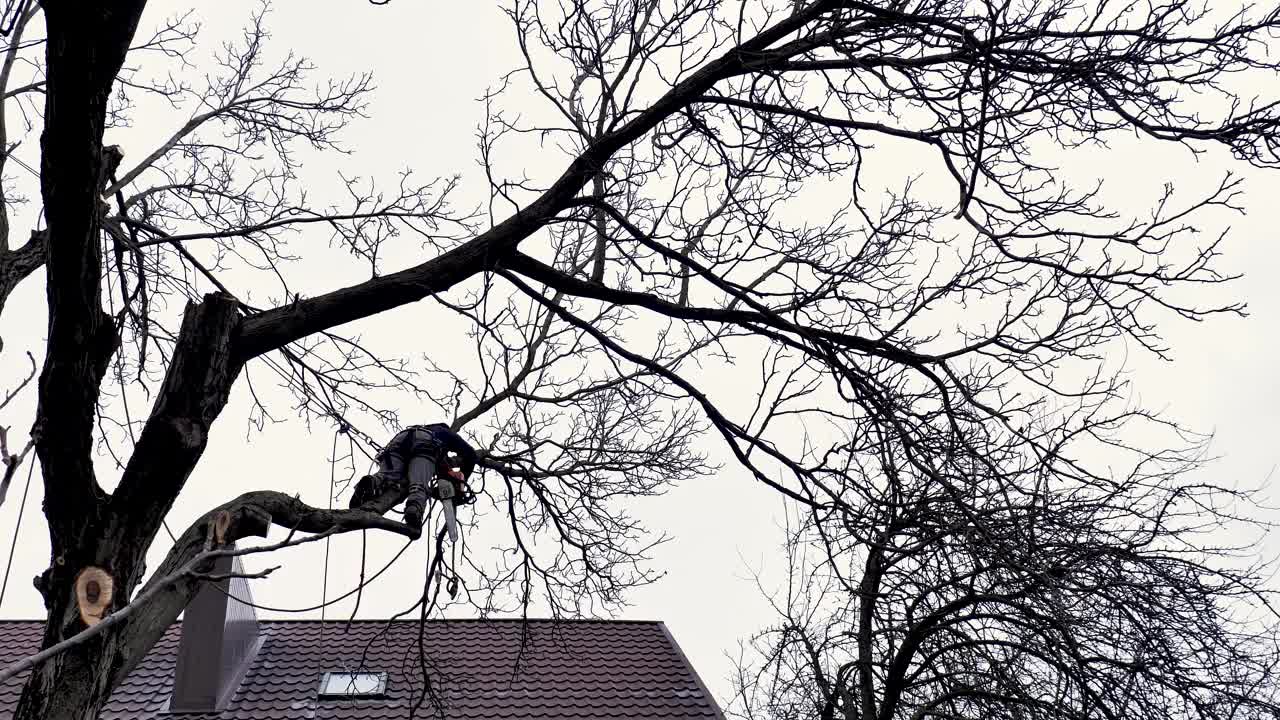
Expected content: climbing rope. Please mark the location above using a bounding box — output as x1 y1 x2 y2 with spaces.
319 424 342 654
0 456 35 608
321 428 340 610
211 539 411 613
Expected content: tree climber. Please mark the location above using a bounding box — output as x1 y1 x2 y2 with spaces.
349 423 478 540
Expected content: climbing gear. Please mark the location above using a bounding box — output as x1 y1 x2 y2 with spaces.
353 424 478 539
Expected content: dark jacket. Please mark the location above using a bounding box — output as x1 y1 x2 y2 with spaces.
382 423 478 478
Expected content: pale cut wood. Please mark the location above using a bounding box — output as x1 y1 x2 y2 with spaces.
74 567 113 627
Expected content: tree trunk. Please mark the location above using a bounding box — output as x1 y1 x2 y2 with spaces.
13 575 142 720
15 4 153 717
17 292 244 720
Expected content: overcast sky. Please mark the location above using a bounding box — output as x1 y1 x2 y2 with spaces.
1 1 1279 707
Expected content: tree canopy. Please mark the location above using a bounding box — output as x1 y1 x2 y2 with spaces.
0 1 1279 718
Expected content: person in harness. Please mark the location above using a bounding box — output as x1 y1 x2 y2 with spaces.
349 423 479 540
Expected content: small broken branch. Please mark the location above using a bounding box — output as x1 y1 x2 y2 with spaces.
0 350 38 508
0 425 33 508
0 350 34 411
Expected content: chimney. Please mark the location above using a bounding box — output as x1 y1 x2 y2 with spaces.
169 551 263 712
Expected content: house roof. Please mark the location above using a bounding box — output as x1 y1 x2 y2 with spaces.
0 618 726 720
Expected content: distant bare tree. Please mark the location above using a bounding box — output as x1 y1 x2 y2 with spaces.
2 0 1280 718
731 429 1280 720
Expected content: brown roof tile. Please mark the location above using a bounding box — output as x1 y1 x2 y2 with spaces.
0 619 724 720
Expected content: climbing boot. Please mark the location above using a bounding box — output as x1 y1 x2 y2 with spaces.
404 499 425 531
349 474 382 510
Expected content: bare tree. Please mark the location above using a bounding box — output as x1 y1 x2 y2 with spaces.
2 0 1279 718
731 428 1280 720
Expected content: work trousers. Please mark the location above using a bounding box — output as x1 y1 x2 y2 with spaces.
377 427 443 516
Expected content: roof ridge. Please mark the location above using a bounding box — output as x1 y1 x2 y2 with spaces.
657 622 729 720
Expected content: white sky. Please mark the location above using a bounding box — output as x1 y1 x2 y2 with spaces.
1 0 1279 708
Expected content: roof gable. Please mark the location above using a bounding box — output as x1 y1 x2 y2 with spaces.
0 619 725 720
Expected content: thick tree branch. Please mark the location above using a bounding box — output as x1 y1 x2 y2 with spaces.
0 490 416 687
97 488 416 690
0 232 44 326
232 0 839 361
110 292 243 552
504 250 933 366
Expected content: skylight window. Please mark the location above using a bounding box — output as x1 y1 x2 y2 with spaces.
317 671 387 699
